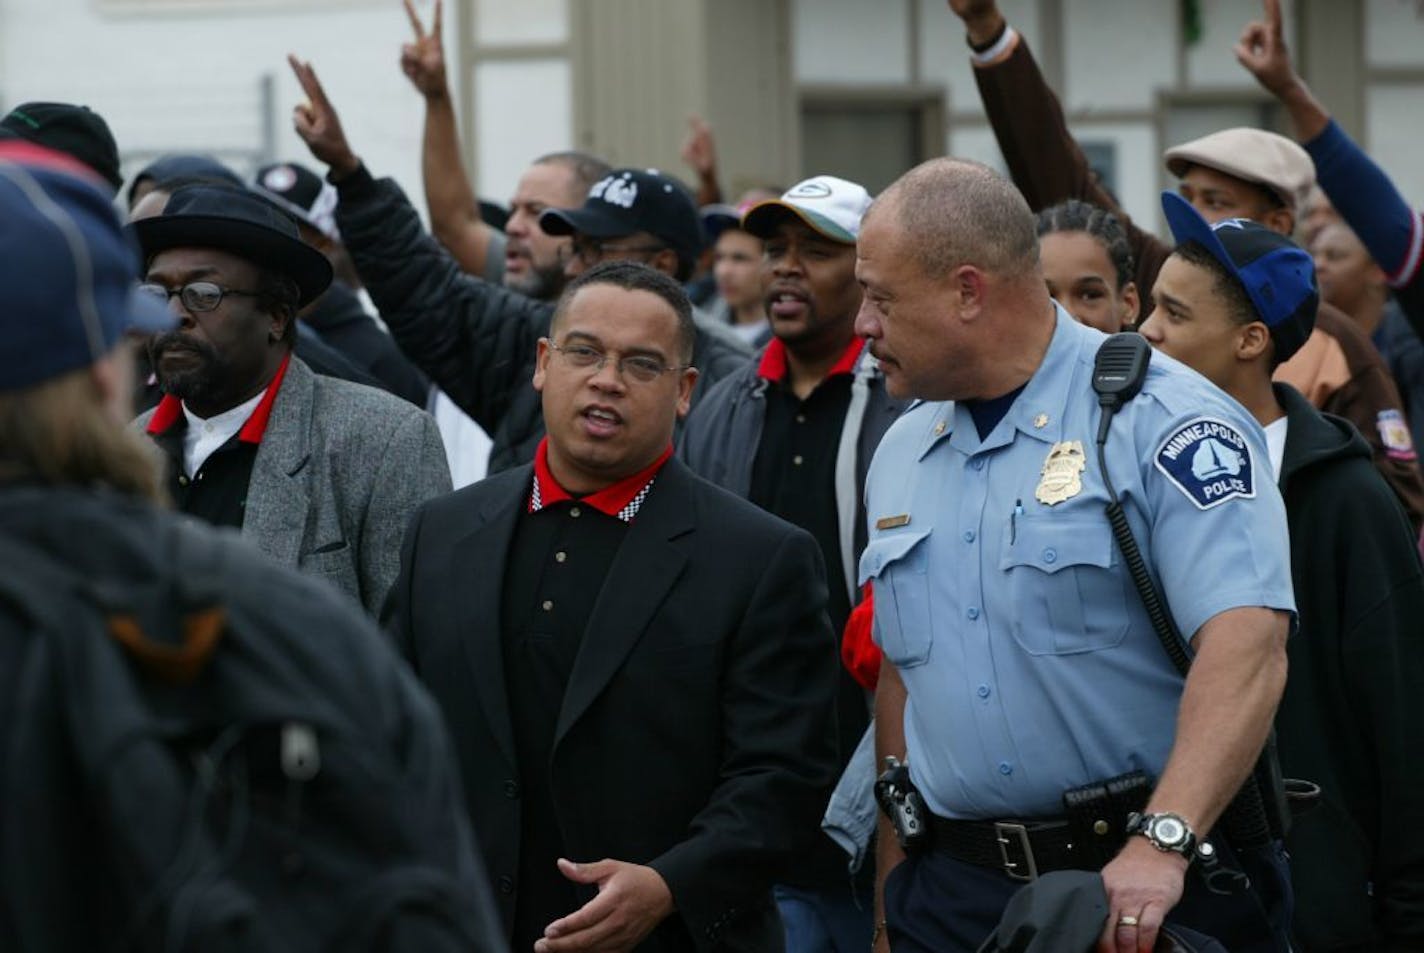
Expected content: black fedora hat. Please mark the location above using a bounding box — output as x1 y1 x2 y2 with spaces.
130 183 333 307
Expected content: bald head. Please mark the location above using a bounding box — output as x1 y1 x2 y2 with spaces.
855 158 1055 402
869 158 1039 282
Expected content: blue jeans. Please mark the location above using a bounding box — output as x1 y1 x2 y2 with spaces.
884 841 1294 953
775 881 874 953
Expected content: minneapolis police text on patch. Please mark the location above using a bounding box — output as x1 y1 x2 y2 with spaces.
1154 417 1256 510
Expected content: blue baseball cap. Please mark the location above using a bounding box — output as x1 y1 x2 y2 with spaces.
1162 191 1318 363
0 142 173 392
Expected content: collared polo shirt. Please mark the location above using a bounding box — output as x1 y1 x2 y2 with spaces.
860 307 1295 819
502 438 670 950
146 354 291 530
749 335 864 632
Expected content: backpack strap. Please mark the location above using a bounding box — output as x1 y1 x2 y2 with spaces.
107 608 225 685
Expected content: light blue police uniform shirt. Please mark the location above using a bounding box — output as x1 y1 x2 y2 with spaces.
860 306 1295 820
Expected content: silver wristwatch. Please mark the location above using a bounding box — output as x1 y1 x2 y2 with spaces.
1125 811 1198 859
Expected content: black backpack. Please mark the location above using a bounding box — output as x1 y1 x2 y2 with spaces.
0 506 507 953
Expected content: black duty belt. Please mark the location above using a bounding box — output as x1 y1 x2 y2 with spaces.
931 815 1094 882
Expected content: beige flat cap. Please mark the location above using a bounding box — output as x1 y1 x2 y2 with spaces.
1163 127 1315 213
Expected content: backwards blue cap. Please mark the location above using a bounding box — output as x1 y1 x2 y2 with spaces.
1161 191 1318 363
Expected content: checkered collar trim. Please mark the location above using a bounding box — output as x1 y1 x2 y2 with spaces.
528 438 672 523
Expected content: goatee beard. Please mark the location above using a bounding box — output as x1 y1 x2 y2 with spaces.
149 331 232 408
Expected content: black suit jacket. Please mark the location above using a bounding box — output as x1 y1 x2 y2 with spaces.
383 457 839 952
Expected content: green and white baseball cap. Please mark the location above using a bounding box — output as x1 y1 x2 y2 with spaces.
742 175 872 244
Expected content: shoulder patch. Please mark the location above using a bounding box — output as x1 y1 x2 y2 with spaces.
1376 409 1417 461
1154 417 1256 510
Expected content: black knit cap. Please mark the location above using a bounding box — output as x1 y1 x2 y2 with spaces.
0 102 122 194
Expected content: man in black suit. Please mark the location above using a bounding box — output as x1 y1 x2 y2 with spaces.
384 260 839 953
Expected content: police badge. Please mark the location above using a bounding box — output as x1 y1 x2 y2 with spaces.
1036 440 1086 505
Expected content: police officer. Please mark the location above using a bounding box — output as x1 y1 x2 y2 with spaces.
853 158 1296 953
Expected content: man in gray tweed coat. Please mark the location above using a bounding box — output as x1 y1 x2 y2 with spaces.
132 183 450 616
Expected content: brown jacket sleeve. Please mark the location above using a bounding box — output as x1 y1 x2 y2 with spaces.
971 31 1170 296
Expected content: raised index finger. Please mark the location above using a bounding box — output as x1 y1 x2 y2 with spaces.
1264 0 1283 38
402 0 426 40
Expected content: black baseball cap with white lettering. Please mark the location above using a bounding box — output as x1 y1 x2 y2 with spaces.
1162 191 1318 364
539 168 703 278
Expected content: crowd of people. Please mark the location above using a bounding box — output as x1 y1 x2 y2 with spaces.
3 0 1424 951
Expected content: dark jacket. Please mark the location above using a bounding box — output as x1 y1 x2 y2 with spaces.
1376 302 1424 454
0 484 505 953
679 346 904 891
680 347 905 604
969 31 1424 532
293 320 386 391
303 280 429 406
333 167 752 474
382 457 840 952
1272 383 1424 952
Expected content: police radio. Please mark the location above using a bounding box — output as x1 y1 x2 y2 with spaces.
1091 334 1297 883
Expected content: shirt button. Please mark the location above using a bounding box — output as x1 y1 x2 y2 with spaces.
177 475 189 486
795 414 806 424
999 762 1013 776
497 876 514 895
977 684 991 699
555 551 567 563
1043 548 1057 564
793 455 804 466
503 779 520 799
542 600 554 612
963 530 975 543
966 606 980 620
204 423 213 433
972 458 985 471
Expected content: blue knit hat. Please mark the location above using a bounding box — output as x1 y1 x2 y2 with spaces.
0 142 172 392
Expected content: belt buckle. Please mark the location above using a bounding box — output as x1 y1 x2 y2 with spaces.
994 821 1038 882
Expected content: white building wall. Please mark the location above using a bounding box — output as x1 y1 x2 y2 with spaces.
469 0 573 202
473 0 566 46
4 0 1422 226
0 0 577 216
473 57 573 202
0 0 447 210
793 0 911 86
1064 0 1175 112
1364 0 1424 206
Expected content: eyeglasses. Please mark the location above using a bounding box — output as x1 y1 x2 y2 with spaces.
137 281 260 313
569 236 668 265
546 340 688 384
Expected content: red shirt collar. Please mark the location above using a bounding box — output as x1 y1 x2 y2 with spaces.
146 352 292 443
530 438 673 522
756 336 865 383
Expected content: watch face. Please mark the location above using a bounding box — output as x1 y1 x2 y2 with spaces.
1151 815 1187 846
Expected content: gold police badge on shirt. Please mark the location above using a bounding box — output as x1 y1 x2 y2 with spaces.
1036 440 1086 505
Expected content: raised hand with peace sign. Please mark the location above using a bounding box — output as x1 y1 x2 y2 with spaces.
288 54 361 179
400 0 449 100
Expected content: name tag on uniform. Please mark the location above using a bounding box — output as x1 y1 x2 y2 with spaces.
875 514 911 530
